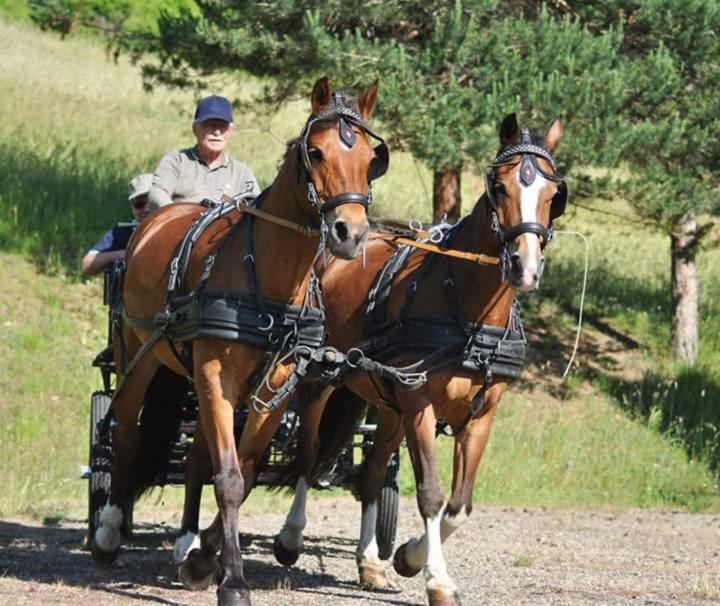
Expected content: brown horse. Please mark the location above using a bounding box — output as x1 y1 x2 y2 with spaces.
90 77 387 606
273 113 567 606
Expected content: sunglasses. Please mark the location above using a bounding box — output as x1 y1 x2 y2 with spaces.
131 195 148 209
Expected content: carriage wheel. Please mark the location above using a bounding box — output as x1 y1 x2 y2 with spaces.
376 449 400 561
87 391 112 546
376 484 399 560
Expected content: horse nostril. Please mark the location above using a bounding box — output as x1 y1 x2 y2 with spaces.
510 254 523 276
333 219 349 242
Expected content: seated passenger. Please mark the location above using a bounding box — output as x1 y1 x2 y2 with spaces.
147 95 260 211
81 173 153 276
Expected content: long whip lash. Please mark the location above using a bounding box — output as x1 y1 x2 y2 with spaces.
553 230 589 380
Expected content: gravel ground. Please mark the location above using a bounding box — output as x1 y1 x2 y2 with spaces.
1 497 719 606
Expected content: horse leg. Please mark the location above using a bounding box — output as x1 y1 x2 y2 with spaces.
174 416 215 588
181 363 292 603
91 354 160 563
274 385 333 566
392 399 458 606
356 405 403 590
190 355 252 606
441 386 504 550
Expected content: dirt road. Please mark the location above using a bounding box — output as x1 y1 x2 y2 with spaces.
1 498 718 606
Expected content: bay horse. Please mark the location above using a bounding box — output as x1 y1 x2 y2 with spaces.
273 113 567 606
90 77 389 606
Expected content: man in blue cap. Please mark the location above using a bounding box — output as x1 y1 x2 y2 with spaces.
147 95 260 210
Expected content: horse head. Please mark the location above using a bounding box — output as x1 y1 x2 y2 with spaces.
485 113 567 292
298 77 387 259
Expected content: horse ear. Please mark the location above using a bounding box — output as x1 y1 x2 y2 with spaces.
500 113 520 147
358 80 378 121
311 77 332 114
545 118 563 153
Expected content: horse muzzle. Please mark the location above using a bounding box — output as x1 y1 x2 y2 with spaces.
508 236 545 292
326 213 369 259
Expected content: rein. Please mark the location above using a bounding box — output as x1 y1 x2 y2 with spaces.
219 193 321 238
371 232 500 266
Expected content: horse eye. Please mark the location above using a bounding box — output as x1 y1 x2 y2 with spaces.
308 148 323 162
493 182 506 196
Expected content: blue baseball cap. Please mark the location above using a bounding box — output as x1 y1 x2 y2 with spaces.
194 95 233 124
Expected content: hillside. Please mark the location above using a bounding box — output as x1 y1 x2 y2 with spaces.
0 19 718 519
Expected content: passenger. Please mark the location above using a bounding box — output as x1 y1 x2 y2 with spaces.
81 173 153 276
147 94 260 211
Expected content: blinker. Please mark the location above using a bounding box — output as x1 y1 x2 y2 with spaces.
339 117 356 148
519 155 536 186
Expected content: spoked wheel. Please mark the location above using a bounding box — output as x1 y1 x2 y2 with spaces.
87 391 112 546
376 450 400 560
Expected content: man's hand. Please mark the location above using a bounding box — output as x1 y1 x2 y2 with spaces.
81 249 126 276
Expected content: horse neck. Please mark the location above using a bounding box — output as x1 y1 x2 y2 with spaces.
243 149 320 304
443 195 516 326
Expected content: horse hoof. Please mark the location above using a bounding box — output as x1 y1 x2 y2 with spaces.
217 586 252 606
392 543 422 578
178 550 218 591
359 563 398 591
428 589 461 606
90 540 119 565
273 535 299 567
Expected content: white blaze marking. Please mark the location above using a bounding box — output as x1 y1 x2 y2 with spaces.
516 170 545 286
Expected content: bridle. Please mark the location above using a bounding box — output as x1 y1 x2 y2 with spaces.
484 128 569 277
298 91 389 216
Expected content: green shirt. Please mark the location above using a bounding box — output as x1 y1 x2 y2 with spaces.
147 146 260 209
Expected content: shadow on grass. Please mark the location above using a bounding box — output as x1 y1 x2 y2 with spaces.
598 368 720 475
0 141 134 273
543 257 671 321
535 256 720 478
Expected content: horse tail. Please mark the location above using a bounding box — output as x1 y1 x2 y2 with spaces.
274 386 367 491
130 365 187 501
310 386 367 484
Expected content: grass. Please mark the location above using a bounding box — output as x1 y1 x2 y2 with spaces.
0 18 719 520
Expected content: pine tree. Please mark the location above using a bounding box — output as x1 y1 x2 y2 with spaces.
573 0 720 363
145 1 625 221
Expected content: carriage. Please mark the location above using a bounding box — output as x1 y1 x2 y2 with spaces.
83 239 401 559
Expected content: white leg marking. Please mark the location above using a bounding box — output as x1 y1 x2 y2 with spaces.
424 504 457 594
173 531 201 564
279 477 308 552
356 501 381 566
440 505 468 542
95 504 123 553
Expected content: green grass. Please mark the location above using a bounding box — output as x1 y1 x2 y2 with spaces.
0 19 719 518
0 18 444 274
539 198 720 476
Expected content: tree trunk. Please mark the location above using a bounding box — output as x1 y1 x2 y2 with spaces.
433 167 461 224
670 213 699 364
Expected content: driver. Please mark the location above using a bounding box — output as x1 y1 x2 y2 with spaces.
147 95 260 210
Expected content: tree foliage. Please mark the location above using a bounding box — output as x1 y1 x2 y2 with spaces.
146 1 626 179
569 0 720 229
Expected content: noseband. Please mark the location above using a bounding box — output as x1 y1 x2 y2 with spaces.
298 92 390 215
